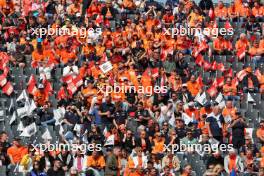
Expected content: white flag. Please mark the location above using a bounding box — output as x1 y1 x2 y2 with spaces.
218 100 226 109
20 123 37 137
99 61 113 74
29 100 37 114
104 135 114 146
103 127 108 137
53 109 64 125
42 129 52 140
215 93 223 104
182 113 193 125
245 128 254 143
8 98 14 112
17 106 28 118
59 125 64 135
16 90 29 102
74 124 82 137
195 92 207 106
0 110 4 116
17 121 24 131
9 112 17 125
247 93 255 103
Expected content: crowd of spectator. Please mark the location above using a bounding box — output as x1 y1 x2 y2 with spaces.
0 0 264 175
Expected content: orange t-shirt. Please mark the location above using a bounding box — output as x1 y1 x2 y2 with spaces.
32 50 47 62
123 0 135 9
215 6 228 18
238 6 251 17
152 138 165 154
198 121 208 134
7 146 28 164
222 107 236 119
235 39 249 51
187 81 200 96
0 0 6 7
60 49 77 64
82 87 97 103
252 6 264 17
185 108 200 120
126 156 143 176
228 5 237 17
86 155 105 168
257 128 264 139
223 84 237 96
249 46 263 56
68 4 80 15
34 90 48 106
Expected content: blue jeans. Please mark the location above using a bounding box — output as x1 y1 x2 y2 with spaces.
41 119 56 127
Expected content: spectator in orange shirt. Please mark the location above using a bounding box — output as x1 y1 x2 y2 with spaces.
238 3 251 20
214 1 228 20
235 33 250 54
256 120 264 145
252 2 264 21
213 35 233 55
187 8 204 28
0 0 14 16
123 0 136 10
32 44 47 66
152 132 165 157
67 0 80 17
162 7 174 25
187 75 201 97
185 101 200 121
86 150 105 175
223 77 238 100
60 46 77 65
7 138 28 165
33 84 49 107
228 2 238 21
87 0 101 17
222 100 236 120
249 41 264 66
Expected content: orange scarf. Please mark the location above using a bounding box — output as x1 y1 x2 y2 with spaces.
228 155 237 172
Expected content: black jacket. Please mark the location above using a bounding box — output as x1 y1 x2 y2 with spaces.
178 91 193 103
199 0 214 11
135 137 152 153
39 155 54 171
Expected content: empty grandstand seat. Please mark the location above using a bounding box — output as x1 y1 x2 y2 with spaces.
11 67 24 76
53 82 62 91
55 68 62 80
0 109 6 122
24 67 37 75
245 111 259 122
13 76 27 90
49 95 58 108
